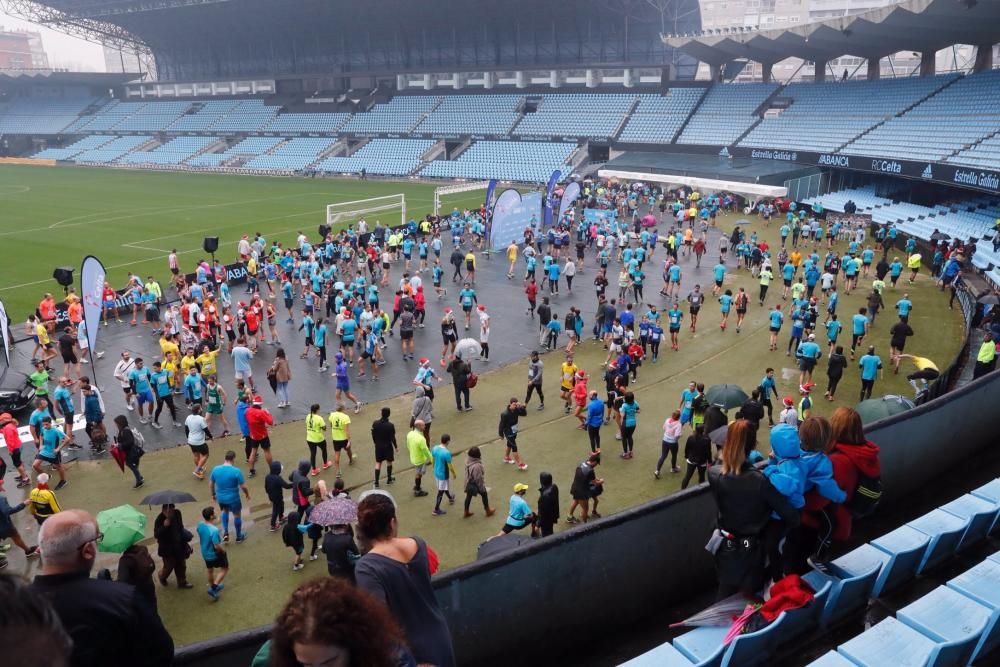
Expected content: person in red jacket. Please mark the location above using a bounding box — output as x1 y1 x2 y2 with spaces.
245 395 275 478
799 406 880 565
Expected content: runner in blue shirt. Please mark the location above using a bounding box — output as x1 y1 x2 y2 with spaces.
719 290 733 331
896 294 913 318
35 416 68 487
667 304 683 351
712 263 726 296
889 257 904 286
128 359 155 424
430 435 456 515
210 450 249 542
768 305 784 352
858 346 883 400
850 307 869 358
825 314 842 352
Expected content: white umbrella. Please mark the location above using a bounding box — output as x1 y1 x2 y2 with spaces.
455 338 482 359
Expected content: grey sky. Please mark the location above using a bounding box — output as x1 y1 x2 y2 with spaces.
1 11 105 71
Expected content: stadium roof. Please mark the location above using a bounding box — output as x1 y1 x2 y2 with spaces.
663 0 1000 65
0 71 138 86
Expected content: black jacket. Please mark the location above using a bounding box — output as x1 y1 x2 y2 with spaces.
684 434 713 467
740 400 764 426
447 359 471 387
537 303 552 326
371 417 397 448
32 570 174 667
498 405 527 439
153 508 190 560
537 485 560 523
116 427 141 465
707 463 799 538
265 461 293 503
828 353 848 379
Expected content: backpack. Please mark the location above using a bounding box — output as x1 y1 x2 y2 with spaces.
848 472 882 518
131 428 146 457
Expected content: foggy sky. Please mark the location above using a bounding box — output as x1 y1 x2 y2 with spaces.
1 11 105 71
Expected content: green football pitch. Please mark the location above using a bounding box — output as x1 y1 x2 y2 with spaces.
0 165 490 317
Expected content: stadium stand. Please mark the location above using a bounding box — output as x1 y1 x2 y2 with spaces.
0 97 98 135
739 76 958 153
841 69 1000 162
32 135 115 160
513 94 634 139
242 137 335 171
263 113 351 133
147 136 282 168
416 112 520 136
617 89 707 144
340 97 440 134
947 133 1000 170
801 185 998 243
625 480 1000 667
119 136 219 166
315 139 434 176
420 140 575 182
73 136 154 164
677 83 778 146
168 100 242 131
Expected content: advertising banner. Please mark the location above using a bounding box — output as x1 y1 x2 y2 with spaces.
80 255 106 354
542 170 562 228
0 299 9 366
558 182 582 221
491 190 542 251
583 208 618 225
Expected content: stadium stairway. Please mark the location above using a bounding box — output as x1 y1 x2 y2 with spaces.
611 97 642 141
668 87 710 144
620 476 1000 667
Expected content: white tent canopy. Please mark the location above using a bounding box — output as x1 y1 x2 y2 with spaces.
597 169 788 199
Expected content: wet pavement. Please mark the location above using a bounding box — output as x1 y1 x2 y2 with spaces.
3 207 730 460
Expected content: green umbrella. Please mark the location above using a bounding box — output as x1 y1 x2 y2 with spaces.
96 504 147 553
854 395 915 424
705 384 749 411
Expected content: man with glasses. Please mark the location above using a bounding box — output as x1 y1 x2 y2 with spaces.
31 509 174 665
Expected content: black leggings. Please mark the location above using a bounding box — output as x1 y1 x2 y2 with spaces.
860 378 875 401
621 425 636 454
154 395 177 423
656 440 678 473
318 345 327 368
587 425 601 453
270 499 284 527
649 341 660 358
525 384 544 405
464 490 490 513
481 342 490 360
681 463 707 489
633 284 643 301
308 441 328 468
827 374 841 397
762 398 773 422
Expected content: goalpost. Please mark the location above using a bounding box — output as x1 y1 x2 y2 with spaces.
433 181 492 216
326 193 406 228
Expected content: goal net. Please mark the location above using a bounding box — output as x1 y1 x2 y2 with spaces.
326 194 406 228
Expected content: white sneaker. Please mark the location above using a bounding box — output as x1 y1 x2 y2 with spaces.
152 422 162 429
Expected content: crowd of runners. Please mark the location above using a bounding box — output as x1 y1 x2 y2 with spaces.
1 177 990 667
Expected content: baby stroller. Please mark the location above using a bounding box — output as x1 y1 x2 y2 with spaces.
87 421 109 455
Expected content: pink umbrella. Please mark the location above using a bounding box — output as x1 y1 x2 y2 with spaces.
641 214 657 228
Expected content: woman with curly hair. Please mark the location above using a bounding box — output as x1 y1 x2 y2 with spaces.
268 577 413 667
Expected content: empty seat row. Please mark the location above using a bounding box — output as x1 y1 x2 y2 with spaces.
624 478 1000 667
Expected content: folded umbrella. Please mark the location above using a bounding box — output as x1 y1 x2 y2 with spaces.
670 594 754 628
309 497 358 527
96 504 147 553
140 489 197 507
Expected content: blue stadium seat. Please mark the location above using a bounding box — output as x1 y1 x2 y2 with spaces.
836 617 944 667
802 544 882 627
617 640 709 667
670 610 790 667
897 585 993 667
971 479 1000 533
947 554 1000 664
939 494 999 551
868 525 930 596
907 508 971 573
805 651 855 666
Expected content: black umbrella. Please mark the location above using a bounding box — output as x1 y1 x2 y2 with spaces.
977 293 1000 306
140 490 197 506
930 231 951 242
476 533 533 560
706 384 749 411
708 425 728 446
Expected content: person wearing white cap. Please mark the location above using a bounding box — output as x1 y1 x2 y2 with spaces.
796 333 822 387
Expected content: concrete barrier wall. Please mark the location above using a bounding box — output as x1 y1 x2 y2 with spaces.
175 369 1000 667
